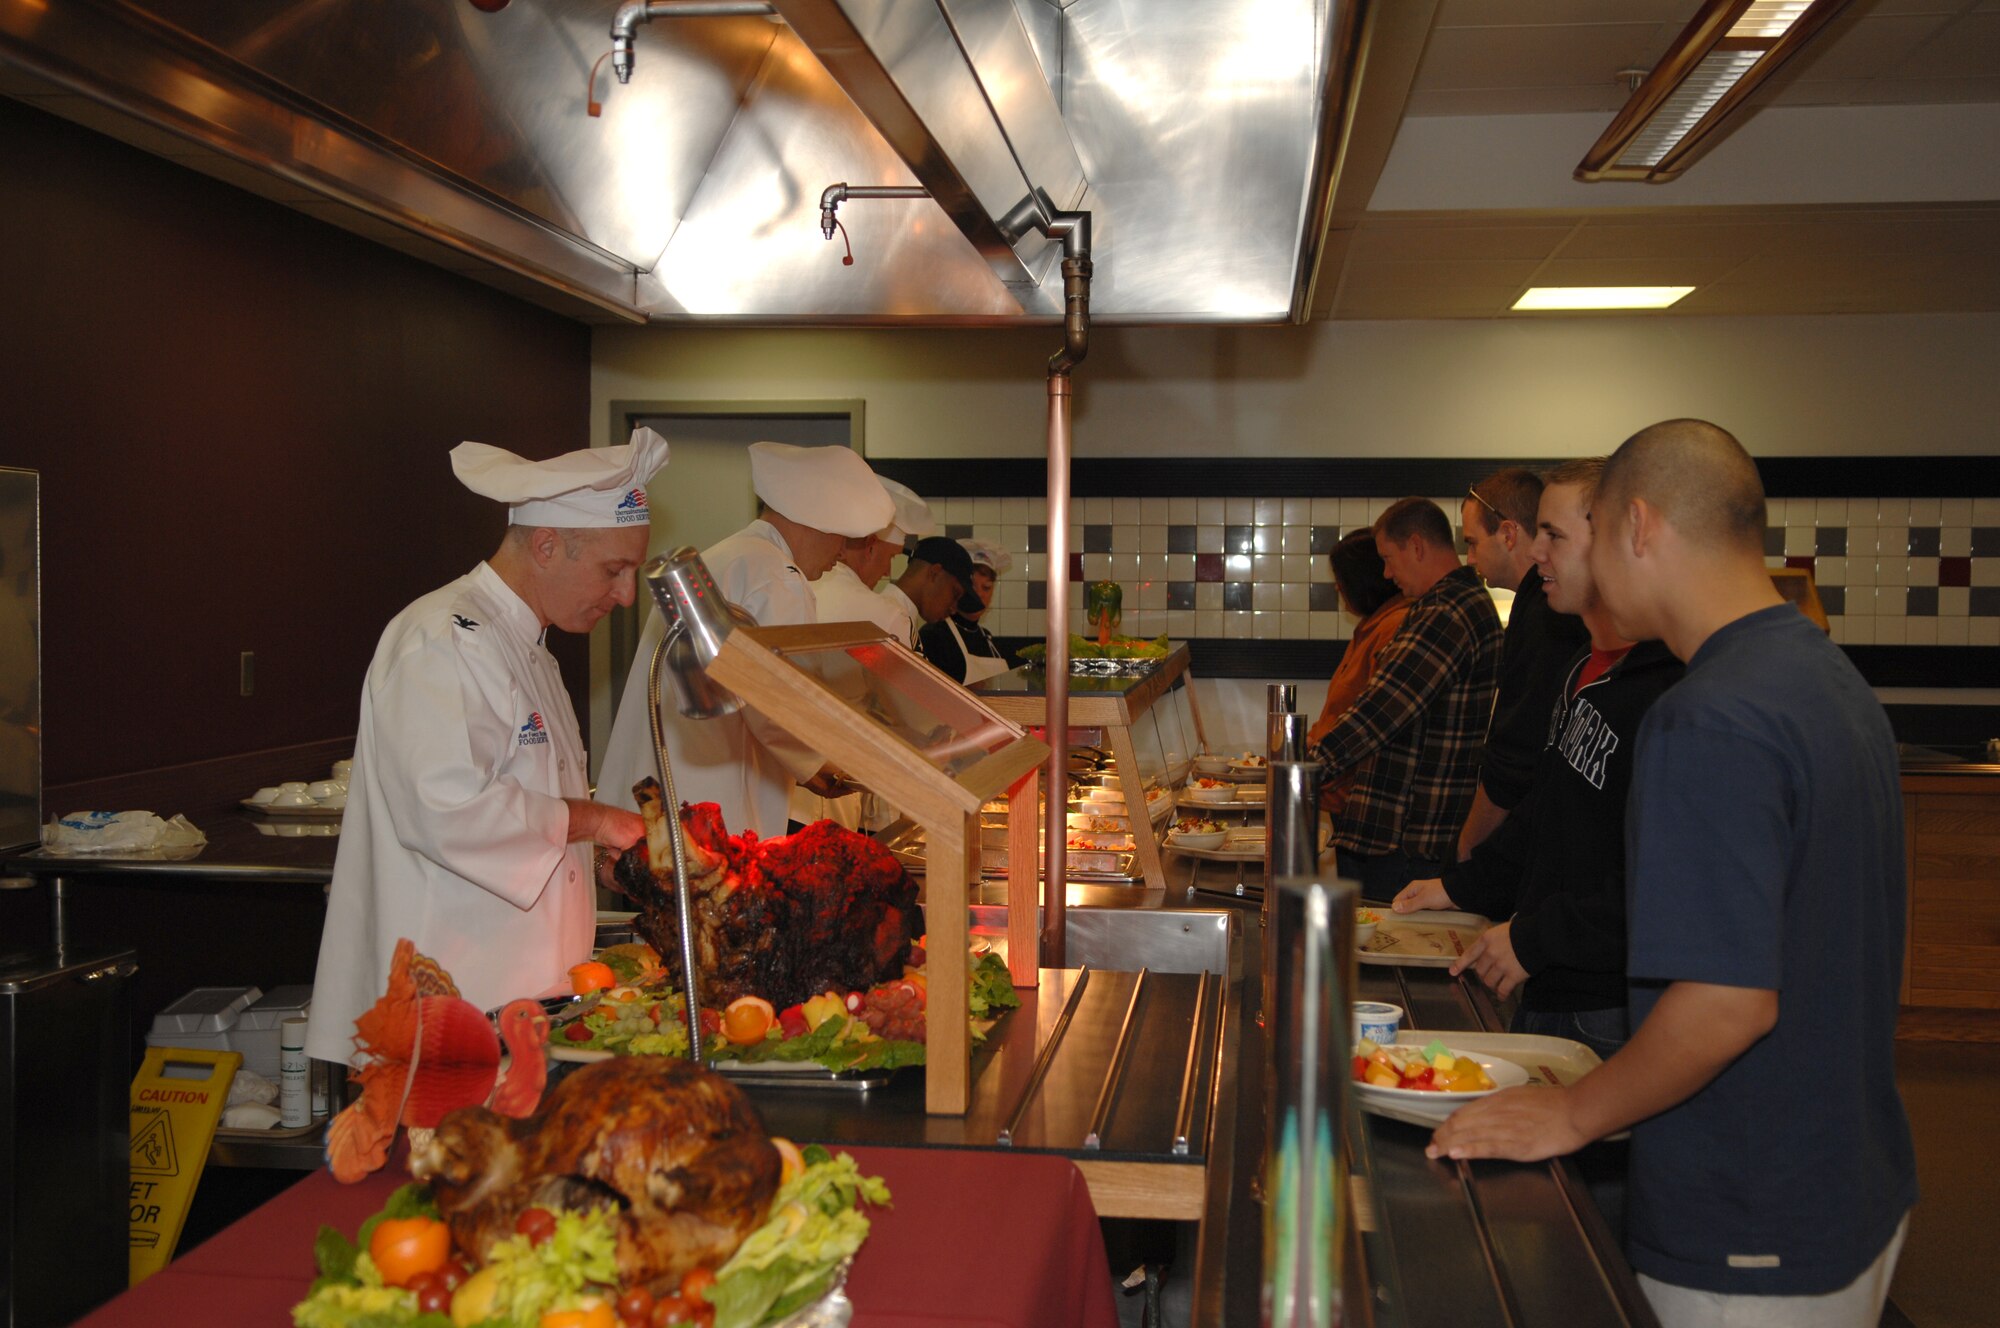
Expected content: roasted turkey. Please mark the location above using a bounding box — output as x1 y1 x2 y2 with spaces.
409 1055 779 1289
608 779 924 1011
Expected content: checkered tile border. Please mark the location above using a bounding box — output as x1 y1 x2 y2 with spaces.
929 494 2000 647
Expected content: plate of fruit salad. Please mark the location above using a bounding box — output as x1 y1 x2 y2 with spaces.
1350 1037 1528 1119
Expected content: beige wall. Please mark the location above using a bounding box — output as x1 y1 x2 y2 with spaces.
593 312 2000 461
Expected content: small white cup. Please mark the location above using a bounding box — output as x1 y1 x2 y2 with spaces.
248 787 281 805
277 781 309 794
331 759 354 780
268 790 317 808
307 780 343 800
1353 1001 1404 1047
317 794 347 812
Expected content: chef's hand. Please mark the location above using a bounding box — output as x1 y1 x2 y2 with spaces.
1450 920 1528 998
564 798 645 851
1427 1085 1586 1163
801 767 858 800
1392 877 1453 913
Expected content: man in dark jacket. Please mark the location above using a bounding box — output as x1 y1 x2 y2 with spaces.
1457 467 1591 858
1394 459 1681 1058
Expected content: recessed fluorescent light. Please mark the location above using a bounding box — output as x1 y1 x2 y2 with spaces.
1512 286 1696 312
1576 0 1854 183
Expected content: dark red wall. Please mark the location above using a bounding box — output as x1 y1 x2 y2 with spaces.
0 97 592 787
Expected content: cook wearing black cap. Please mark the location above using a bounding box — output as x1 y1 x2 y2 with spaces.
919 538 1015 685
901 536 987 633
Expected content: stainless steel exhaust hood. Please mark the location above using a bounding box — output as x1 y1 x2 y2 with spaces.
0 0 1360 324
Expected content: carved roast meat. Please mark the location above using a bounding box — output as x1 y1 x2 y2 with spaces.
608 778 924 1011
410 1055 779 1289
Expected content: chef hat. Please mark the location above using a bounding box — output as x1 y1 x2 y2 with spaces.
960 538 1014 577
749 442 894 538
451 427 671 529
878 478 936 543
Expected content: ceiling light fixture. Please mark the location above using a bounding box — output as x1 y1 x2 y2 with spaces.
1577 0 1854 183
1513 286 1696 312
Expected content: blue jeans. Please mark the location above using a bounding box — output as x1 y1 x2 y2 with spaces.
1334 847 1444 904
1511 1004 1631 1062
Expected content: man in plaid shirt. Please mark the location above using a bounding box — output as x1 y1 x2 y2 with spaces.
1312 498 1503 900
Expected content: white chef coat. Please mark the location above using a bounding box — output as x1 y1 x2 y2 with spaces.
786 565 925 830
306 562 594 1064
597 520 823 837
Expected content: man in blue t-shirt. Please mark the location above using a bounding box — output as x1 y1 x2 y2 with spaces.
1429 419 1916 1328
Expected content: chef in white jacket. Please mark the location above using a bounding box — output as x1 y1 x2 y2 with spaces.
306 430 669 1064
790 477 934 829
595 441 893 836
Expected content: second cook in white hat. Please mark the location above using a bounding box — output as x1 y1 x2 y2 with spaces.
596 442 893 839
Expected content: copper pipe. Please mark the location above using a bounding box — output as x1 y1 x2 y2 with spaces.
1040 235 1092 968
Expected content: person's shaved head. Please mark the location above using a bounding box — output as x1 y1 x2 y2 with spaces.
1597 419 1766 552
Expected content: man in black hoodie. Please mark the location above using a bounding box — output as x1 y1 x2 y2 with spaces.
1394 458 1682 1058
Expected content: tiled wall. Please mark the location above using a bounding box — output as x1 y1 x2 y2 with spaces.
1763 497 2000 646
929 494 2000 647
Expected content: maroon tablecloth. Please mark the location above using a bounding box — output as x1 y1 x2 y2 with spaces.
76 1145 1118 1328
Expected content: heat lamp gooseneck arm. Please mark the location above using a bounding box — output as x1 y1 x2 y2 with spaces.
611 1 776 85
647 627 706 1064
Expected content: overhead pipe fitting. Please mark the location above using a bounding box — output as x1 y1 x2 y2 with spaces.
610 1 776 85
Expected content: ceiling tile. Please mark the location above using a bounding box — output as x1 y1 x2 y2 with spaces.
1405 85 1632 115
1334 285 1520 319
1885 11 2000 77
1434 0 1696 25
1786 14 1957 80
1526 255 1746 287
1340 257 1547 290
1412 23 1676 92
1348 222 1574 261
1556 219 1789 262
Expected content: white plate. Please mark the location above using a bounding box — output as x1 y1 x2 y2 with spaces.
1168 831 1227 850
1226 757 1267 773
1184 784 1237 802
1352 1049 1530 1121
1233 786 1266 803
242 798 343 817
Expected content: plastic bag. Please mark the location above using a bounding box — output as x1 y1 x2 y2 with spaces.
41 810 207 856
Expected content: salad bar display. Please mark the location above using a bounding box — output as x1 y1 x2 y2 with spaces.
548 940 1020 1079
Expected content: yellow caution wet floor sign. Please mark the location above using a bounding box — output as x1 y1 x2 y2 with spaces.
129 1046 241 1285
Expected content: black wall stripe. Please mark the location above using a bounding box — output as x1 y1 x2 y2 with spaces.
994 639 1999 691
875 456 2000 500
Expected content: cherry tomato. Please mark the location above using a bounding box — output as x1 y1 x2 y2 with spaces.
569 962 617 995
514 1207 558 1246
416 1278 454 1315
721 996 775 1045
564 1021 596 1043
616 1286 655 1325
368 1216 452 1288
437 1262 470 1292
776 1005 809 1040
648 1003 665 1025
678 1267 717 1303
698 1007 722 1036
650 1293 693 1327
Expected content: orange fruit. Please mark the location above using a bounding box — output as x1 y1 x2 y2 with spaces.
568 961 616 995
770 1136 806 1186
368 1215 452 1287
538 1296 616 1328
721 995 775 1045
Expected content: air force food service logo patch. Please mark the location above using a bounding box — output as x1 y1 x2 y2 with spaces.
518 712 549 746
615 488 649 524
